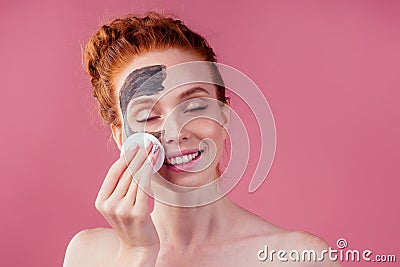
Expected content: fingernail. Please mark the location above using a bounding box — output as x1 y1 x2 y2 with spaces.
151 148 160 164
144 139 152 149
152 144 159 154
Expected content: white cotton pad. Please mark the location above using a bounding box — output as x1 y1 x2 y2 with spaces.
120 132 165 173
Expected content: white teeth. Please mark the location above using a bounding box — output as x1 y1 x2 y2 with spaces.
167 151 201 165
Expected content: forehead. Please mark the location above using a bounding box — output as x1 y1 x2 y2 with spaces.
114 48 206 97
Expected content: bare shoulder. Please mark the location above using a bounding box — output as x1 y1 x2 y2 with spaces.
259 230 342 266
283 231 342 266
282 230 330 250
228 206 341 266
231 205 329 248
63 227 119 267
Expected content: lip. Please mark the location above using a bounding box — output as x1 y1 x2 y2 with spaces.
163 148 204 172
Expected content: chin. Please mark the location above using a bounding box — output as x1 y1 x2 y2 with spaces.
158 166 217 188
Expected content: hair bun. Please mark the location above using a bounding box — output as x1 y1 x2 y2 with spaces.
83 11 218 126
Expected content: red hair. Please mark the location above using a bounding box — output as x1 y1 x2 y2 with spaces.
84 11 226 127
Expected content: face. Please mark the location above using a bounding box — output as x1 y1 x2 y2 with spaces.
113 48 229 187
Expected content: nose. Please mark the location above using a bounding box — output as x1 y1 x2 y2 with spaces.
162 113 191 145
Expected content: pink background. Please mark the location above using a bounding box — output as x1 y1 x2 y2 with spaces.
1 0 399 266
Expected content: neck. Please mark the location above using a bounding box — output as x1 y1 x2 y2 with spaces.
151 196 238 251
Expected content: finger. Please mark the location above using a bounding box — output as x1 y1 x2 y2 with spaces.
123 173 139 205
131 141 155 183
112 142 154 199
123 143 157 205
96 145 138 201
121 143 140 166
135 147 161 212
111 146 148 199
129 142 153 184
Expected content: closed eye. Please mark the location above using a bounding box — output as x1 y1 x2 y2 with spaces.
136 116 160 123
184 105 208 113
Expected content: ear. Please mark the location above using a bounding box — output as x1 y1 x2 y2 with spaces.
221 99 231 140
111 124 123 150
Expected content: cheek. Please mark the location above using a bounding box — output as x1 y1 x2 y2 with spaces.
187 119 225 149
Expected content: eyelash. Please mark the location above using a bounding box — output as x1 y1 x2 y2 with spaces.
136 105 208 123
136 116 160 123
184 105 208 113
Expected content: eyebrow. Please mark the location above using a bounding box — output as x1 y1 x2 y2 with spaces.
179 86 210 99
131 97 156 105
131 86 210 106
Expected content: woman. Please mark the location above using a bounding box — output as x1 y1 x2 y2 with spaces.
64 11 339 266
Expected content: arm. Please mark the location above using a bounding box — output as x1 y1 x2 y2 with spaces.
63 229 159 267
63 229 98 267
64 143 161 267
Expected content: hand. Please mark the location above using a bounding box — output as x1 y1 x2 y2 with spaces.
95 142 161 253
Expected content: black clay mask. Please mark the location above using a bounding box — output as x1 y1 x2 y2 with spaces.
119 64 167 140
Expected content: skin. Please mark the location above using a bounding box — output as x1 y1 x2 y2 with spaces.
119 64 167 137
63 48 341 267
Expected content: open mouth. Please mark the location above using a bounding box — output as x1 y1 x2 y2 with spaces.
164 149 204 166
